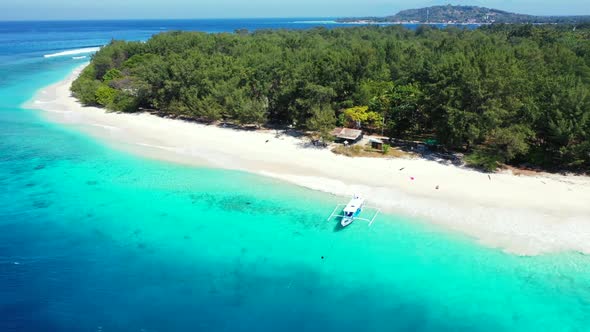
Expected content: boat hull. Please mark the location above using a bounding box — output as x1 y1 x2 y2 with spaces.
341 217 354 227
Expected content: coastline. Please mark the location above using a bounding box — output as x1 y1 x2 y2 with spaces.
336 20 487 25
27 65 590 256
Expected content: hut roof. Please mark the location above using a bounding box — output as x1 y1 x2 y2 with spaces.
331 127 362 140
369 138 383 144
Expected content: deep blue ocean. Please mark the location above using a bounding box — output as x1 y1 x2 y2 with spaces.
1 19 589 332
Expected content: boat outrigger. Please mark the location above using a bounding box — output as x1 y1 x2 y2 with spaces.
327 194 380 227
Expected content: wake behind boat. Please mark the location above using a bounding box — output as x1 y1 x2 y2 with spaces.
327 195 380 227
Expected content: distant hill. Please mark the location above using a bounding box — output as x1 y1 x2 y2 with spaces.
338 5 590 24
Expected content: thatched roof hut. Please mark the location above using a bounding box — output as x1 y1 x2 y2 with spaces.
331 127 363 143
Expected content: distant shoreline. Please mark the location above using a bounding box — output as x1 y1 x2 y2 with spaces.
336 4 590 25
335 20 487 25
26 65 590 256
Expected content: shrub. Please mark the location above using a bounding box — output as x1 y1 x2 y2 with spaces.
465 149 502 172
102 69 123 82
71 78 101 105
110 93 138 113
95 84 117 107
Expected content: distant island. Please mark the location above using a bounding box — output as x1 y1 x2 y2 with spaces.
337 5 590 24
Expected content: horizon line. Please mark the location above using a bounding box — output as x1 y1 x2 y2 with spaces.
2 9 590 23
0 17 342 23
2 14 590 23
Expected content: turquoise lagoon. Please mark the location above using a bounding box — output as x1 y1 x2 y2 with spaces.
1 20 589 332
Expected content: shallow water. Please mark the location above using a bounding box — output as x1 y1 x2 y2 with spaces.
1 19 590 332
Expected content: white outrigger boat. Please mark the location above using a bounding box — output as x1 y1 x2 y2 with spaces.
327 194 380 227
341 195 365 227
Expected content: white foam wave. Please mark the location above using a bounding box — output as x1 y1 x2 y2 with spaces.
136 142 181 152
340 21 397 25
72 56 87 60
89 123 120 131
44 47 100 58
43 109 72 114
291 20 338 24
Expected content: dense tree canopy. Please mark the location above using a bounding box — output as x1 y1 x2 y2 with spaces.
72 24 590 172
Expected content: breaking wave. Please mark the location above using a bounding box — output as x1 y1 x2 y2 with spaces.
43 47 100 58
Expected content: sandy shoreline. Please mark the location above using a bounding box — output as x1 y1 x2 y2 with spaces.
26 65 590 255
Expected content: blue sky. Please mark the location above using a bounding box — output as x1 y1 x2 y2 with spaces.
1 0 589 20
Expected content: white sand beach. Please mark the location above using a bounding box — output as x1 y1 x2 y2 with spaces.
27 66 590 255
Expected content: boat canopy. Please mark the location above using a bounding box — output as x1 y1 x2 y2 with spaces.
343 197 364 213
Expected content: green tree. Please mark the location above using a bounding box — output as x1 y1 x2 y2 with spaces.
341 106 382 130
70 25 590 172
307 105 336 142
103 69 123 83
95 84 117 107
